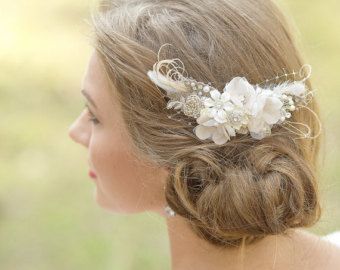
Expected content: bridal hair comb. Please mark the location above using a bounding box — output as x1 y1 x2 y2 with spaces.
147 45 321 145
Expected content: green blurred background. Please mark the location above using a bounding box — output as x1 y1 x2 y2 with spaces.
0 0 339 269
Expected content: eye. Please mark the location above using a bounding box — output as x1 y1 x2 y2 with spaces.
84 103 100 125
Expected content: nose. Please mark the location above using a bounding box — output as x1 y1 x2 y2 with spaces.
68 110 91 147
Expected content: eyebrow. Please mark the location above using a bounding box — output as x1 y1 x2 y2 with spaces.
81 89 97 109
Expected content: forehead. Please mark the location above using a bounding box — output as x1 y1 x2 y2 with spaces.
82 51 106 89
82 51 116 105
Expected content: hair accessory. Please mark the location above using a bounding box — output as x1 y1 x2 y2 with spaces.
147 47 321 145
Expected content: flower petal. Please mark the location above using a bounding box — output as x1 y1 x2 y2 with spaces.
221 92 231 102
201 119 219 127
196 113 211 125
224 77 256 108
194 125 215 140
251 91 269 116
247 117 266 134
212 126 230 145
197 112 218 126
210 89 221 101
223 101 234 111
249 122 271 140
214 109 227 123
224 124 236 137
223 77 244 94
207 107 218 117
203 98 215 107
262 97 283 124
249 131 267 140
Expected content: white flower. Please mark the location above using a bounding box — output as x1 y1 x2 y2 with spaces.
196 108 220 127
247 89 283 138
226 107 249 130
253 89 283 123
192 79 257 144
194 109 237 145
202 89 234 123
223 77 257 113
193 122 236 145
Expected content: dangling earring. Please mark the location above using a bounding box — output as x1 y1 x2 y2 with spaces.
164 205 176 217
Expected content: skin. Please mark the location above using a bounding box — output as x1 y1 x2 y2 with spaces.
68 51 340 270
68 51 169 216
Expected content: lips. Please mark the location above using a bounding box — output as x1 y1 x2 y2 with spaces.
89 170 97 179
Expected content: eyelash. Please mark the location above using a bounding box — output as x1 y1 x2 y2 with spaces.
84 103 100 125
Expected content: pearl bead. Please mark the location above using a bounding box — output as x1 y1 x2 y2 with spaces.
164 206 176 217
289 105 295 111
203 86 210 92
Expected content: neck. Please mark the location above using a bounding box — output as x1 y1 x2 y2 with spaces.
165 215 313 270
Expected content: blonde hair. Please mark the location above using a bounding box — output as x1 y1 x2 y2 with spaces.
90 0 322 249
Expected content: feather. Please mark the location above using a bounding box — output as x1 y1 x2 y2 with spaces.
147 59 189 96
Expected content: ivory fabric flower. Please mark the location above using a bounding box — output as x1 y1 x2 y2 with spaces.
194 122 236 145
193 108 237 145
193 78 259 145
223 77 257 113
247 89 283 136
202 89 234 123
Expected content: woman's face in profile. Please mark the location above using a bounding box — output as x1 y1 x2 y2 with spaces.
68 51 168 215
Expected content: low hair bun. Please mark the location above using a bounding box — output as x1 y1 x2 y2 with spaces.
165 136 321 248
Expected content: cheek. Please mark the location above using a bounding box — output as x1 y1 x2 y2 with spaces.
88 128 165 213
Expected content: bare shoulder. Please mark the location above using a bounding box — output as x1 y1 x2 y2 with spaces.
294 229 340 270
318 234 340 270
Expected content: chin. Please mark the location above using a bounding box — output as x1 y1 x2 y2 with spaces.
93 187 117 212
93 187 142 215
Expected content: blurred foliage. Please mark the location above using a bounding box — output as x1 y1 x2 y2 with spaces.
0 0 339 269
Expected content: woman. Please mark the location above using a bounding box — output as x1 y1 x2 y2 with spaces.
68 0 340 269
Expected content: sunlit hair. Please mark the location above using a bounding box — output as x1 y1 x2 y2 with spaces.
90 0 323 252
